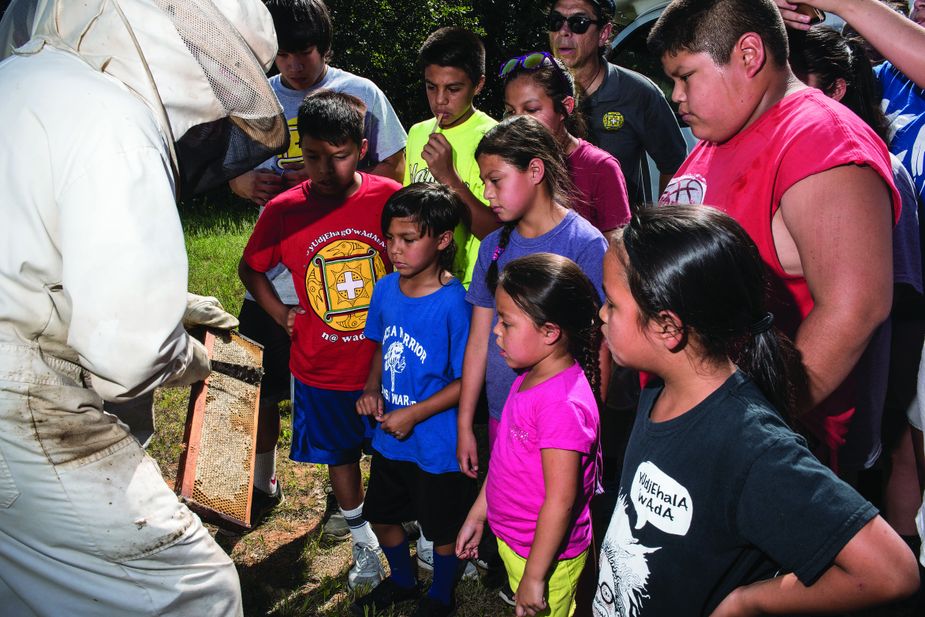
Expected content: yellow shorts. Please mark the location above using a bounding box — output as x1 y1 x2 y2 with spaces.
497 538 588 617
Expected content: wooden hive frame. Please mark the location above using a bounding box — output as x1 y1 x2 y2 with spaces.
175 329 263 530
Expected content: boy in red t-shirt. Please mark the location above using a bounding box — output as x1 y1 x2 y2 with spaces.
240 91 401 590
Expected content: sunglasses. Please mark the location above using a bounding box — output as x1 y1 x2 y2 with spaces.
499 51 556 78
546 10 602 34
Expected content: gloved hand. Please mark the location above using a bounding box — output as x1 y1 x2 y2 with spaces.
183 293 239 330
162 335 211 388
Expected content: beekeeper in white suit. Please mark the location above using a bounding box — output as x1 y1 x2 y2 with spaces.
0 0 288 615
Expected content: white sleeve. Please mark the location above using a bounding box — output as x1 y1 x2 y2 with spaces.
58 126 198 401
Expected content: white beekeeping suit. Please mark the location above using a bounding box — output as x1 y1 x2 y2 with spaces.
0 1 287 615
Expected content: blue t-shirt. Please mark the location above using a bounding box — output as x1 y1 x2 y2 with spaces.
364 273 471 473
876 62 925 208
466 210 607 420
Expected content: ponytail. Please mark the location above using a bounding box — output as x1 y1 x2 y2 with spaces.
736 314 807 419
485 222 515 293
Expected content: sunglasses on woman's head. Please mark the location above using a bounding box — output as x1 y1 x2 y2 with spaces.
499 51 556 78
546 10 601 34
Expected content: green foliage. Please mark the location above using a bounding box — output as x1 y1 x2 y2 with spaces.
178 187 256 316
325 0 550 125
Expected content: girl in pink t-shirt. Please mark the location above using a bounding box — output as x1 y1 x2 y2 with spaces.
456 253 601 617
501 51 630 238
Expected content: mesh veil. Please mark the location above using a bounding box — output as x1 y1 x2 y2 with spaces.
152 0 287 195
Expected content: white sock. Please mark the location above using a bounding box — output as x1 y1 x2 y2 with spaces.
340 503 379 548
253 449 277 494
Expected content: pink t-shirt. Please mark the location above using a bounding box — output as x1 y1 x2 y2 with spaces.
567 139 631 234
486 362 599 559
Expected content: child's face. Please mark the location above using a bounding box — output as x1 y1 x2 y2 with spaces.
478 154 542 223
599 249 660 370
385 216 450 280
276 46 326 90
424 64 484 129
504 75 568 137
661 48 750 144
494 288 552 370
299 135 367 198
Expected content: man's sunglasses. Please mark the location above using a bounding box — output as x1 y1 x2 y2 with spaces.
546 11 602 34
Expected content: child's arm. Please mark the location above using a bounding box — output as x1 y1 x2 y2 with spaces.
237 258 303 335
422 133 500 239
710 515 919 616
457 306 494 478
456 482 489 560
516 448 581 617
377 379 461 438
356 345 384 416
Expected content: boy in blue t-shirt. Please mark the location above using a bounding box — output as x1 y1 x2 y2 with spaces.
352 183 477 617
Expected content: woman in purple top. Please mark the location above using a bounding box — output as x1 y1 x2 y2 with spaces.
502 51 631 238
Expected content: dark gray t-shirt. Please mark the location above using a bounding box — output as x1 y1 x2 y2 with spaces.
583 61 687 206
593 371 877 617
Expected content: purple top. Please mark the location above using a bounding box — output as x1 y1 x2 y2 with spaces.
466 210 607 419
568 139 631 233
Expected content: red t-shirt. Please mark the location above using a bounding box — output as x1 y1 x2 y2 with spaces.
661 88 900 464
568 139 631 233
243 172 400 390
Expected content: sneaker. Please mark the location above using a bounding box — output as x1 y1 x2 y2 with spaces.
498 580 515 607
411 595 456 617
321 491 351 542
348 542 386 591
350 577 421 616
321 511 351 542
415 535 478 580
251 483 284 527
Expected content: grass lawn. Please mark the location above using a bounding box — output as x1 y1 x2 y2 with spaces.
149 190 511 616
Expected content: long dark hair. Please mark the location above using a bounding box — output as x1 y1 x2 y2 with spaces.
615 205 806 417
498 253 602 398
502 55 589 139
382 183 461 275
788 26 889 143
476 115 576 291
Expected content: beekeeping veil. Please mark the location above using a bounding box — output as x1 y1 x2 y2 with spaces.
0 0 289 196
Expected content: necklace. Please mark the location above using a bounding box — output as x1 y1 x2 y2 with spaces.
585 61 604 94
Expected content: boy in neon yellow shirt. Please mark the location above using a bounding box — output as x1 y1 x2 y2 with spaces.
404 27 499 288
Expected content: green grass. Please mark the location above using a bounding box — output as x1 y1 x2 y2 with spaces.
150 191 512 616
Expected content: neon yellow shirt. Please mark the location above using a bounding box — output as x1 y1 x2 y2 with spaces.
404 109 497 288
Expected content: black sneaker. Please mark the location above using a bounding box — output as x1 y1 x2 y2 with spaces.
251 482 284 527
350 577 421 616
411 595 456 617
498 580 515 607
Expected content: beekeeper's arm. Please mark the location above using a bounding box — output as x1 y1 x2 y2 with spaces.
60 122 208 401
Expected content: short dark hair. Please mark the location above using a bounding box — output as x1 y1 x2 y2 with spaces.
647 0 789 67
548 0 615 22
297 90 364 146
418 27 486 84
264 0 333 58
382 183 463 274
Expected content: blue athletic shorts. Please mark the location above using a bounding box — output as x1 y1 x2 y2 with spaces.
290 379 373 465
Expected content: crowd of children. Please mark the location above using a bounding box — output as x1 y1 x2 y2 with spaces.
234 0 925 616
